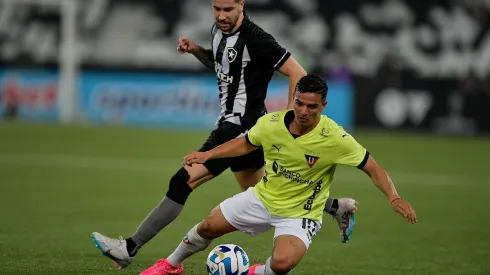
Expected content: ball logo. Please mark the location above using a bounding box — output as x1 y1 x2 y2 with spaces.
206 244 249 275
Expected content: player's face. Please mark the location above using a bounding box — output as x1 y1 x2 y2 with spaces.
213 0 243 32
293 92 327 128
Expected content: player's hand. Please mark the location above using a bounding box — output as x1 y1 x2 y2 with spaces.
183 151 212 166
177 36 198 54
390 198 417 224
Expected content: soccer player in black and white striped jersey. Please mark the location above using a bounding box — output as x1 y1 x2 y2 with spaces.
91 1 359 271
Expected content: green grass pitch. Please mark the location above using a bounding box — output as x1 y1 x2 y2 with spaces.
0 122 489 274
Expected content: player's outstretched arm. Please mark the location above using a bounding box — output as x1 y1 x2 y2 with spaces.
361 156 418 224
177 36 214 69
278 56 307 109
183 136 258 166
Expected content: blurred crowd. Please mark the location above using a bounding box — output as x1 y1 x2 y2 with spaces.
0 0 490 96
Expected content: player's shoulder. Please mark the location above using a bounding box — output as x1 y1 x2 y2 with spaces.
241 15 273 40
319 115 351 141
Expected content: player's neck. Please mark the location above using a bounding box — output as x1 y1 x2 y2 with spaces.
290 118 320 136
227 12 244 34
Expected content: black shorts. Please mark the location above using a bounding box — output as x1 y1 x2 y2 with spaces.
198 122 264 176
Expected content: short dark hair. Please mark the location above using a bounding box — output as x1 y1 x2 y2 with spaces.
295 74 328 101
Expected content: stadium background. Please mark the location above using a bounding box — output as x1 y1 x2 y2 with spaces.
0 0 489 274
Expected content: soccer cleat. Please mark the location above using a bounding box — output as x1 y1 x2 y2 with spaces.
335 198 358 243
247 264 264 275
140 259 184 275
91 232 134 269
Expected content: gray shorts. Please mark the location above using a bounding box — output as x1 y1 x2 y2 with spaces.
219 187 322 248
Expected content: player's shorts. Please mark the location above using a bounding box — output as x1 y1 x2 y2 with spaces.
220 187 322 248
199 122 264 176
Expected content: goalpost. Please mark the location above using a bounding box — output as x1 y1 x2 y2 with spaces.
0 0 79 124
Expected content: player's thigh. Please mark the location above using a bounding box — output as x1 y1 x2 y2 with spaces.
197 205 238 239
230 147 265 190
219 188 272 237
270 218 322 272
272 217 322 250
232 166 264 191
198 122 245 178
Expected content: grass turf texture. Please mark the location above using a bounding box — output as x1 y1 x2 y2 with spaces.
0 122 489 275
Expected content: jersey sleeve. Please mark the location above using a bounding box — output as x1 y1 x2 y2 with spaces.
245 116 266 147
248 28 291 70
334 133 369 169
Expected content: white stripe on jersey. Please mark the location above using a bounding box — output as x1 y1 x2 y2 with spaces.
273 50 289 69
213 31 250 124
231 45 250 117
212 31 223 58
221 34 239 74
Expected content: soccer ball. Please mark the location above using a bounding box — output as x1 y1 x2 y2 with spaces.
206 244 249 275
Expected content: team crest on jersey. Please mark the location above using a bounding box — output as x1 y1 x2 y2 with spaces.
226 47 238 63
305 155 319 168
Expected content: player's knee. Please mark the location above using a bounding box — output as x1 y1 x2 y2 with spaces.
166 168 192 205
197 216 218 239
197 207 231 239
270 252 295 274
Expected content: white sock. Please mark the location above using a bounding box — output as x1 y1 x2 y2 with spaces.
252 257 268 275
255 257 291 275
167 223 212 266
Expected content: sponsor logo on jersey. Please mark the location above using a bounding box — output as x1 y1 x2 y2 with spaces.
304 180 323 210
214 62 233 84
270 114 279 122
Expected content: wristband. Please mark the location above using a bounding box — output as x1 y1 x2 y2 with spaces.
390 197 401 204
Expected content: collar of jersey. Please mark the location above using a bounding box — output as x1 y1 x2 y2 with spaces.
282 110 325 139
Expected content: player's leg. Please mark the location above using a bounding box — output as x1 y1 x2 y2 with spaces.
249 236 308 275
91 126 233 268
140 187 272 275
324 197 358 242
230 146 265 191
269 235 306 274
126 123 247 252
249 218 321 275
140 206 237 275
91 164 218 268
127 164 216 249
233 167 264 191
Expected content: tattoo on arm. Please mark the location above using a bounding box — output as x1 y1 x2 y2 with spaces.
193 46 214 69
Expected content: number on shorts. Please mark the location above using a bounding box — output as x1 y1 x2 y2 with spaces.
302 218 317 241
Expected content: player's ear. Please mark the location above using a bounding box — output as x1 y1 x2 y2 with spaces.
322 100 327 109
